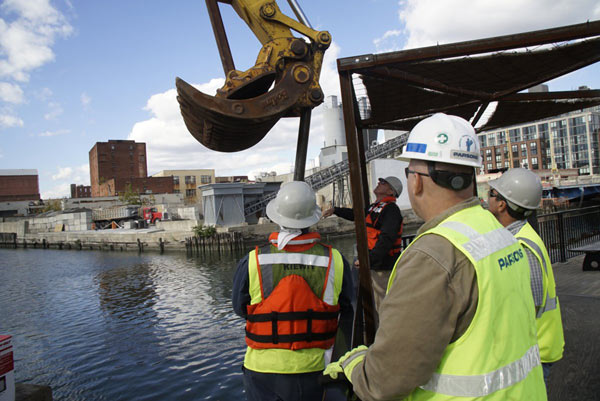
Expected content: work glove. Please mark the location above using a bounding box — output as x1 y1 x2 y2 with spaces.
323 345 368 384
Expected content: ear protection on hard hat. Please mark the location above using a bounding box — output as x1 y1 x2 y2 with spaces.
427 162 474 191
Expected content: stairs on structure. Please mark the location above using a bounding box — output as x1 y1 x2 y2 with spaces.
244 134 408 217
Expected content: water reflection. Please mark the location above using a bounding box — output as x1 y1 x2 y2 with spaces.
0 237 357 401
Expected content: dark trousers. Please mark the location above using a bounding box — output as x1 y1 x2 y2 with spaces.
242 366 324 401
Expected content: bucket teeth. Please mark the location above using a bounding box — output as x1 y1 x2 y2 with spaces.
176 62 312 152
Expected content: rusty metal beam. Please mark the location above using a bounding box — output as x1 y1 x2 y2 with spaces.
293 108 311 181
362 99 481 127
339 69 376 346
364 67 495 101
339 20 600 71
501 89 600 101
206 0 236 75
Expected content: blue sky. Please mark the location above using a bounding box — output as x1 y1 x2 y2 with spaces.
1 0 599 198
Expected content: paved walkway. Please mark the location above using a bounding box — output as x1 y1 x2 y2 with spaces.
548 254 600 400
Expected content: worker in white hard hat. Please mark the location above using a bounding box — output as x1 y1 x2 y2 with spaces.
323 113 546 400
232 181 354 401
322 175 404 315
488 168 564 388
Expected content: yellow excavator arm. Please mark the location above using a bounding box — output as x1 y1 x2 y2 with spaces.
176 0 331 153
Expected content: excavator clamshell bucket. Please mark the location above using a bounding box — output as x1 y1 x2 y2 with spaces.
176 64 311 152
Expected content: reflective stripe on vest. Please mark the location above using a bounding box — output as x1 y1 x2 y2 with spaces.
257 252 337 304
421 344 541 397
516 222 564 364
440 221 518 260
517 236 558 318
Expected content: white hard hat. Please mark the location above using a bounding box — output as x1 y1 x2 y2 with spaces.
399 113 482 168
266 181 321 229
489 168 542 210
379 176 403 197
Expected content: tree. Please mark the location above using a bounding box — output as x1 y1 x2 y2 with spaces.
119 184 142 205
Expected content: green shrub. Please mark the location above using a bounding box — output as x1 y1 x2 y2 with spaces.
193 224 216 238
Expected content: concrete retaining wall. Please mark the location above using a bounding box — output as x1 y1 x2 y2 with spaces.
27 211 92 233
0 220 28 236
156 219 199 231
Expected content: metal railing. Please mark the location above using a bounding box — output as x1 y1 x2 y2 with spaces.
538 205 600 263
245 134 408 216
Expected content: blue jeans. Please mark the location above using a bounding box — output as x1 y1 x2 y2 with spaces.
542 362 553 387
242 366 323 401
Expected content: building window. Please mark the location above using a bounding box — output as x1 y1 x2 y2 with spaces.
185 176 196 185
185 189 196 197
523 125 537 140
513 159 520 168
509 128 521 143
173 189 180 194
487 163 493 170
530 142 538 156
200 175 212 184
479 134 487 147
512 144 518 157
504 161 510 168
173 176 179 185
521 143 527 157
531 157 539 169
495 155 502 163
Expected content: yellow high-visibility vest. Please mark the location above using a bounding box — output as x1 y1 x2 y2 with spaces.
389 206 547 400
517 222 565 363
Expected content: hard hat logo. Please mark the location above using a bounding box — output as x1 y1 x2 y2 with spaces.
405 143 427 154
436 133 449 144
459 135 475 152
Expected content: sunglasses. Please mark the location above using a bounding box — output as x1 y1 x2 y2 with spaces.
405 167 430 178
488 189 503 200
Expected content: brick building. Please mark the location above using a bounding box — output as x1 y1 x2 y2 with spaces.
0 169 40 201
89 140 173 197
95 177 174 197
89 140 148 197
70 184 92 198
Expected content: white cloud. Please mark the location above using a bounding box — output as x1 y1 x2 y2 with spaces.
35 87 52 101
128 44 341 178
0 112 23 128
45 164 89 199
373 29 403 53
81 92 91 107
52 166 72 180
398 0 600 50
41 182 71 199
44 101 62 120
0 81 24 103
0 0 73 82
39 128 69 137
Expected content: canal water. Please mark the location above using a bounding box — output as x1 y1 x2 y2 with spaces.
0 236 356 401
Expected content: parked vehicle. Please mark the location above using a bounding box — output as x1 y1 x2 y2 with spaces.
141 206 169 225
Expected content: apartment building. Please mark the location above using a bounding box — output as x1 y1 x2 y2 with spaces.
479 106 600 175
153 169 215 203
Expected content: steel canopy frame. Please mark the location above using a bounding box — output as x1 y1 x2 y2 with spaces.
337 19 600 347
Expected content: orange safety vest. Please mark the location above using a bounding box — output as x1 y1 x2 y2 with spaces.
366 196 403 257
245 233 341 351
